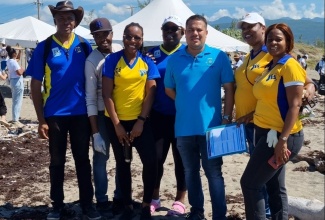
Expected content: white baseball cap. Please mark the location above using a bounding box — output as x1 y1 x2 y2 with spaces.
236 12 265 29
162 15 183 27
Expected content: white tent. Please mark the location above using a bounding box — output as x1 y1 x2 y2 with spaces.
0 16 56 48
111 0 249 52
0 16 92 48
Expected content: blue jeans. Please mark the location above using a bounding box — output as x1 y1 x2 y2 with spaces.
92 111 122 203
46 115 94 209
241 126 304 220
245 123 271 217
10 77 24 121
177 135 227 220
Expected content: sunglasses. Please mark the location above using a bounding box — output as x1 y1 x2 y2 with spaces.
123 35 142 42
162 26 180 32
93 31 112 40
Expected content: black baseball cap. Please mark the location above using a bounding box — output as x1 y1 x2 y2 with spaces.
90 18 112 34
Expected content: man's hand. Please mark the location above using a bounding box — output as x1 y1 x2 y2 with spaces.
38 122 49 139
93 133 106 155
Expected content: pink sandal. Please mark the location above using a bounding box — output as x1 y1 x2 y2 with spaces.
166 201 186 216
150 199 161 213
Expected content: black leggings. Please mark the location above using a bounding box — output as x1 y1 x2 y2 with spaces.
0 91 7 116
105 117 157 205
150 109 186 192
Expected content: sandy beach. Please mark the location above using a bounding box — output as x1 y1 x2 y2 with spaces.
0 69 324 219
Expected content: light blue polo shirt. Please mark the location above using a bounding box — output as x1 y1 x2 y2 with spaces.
164 45 234 137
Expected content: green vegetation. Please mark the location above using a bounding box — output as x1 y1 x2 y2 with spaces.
137 0 151 9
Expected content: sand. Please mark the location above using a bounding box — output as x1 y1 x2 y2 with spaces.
0 69 324 219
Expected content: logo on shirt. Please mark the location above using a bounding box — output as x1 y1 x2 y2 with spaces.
114 67 121 77
52 47 61 57
139 69 147 76
250 63 260 70
154 50 161 58
75 46 82 53
206 58 214 66
266 74 276 81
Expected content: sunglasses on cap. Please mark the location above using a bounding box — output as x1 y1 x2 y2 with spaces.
162 26 181 32
123 35 142 42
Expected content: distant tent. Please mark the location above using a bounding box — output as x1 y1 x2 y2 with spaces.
0 16 56 48
109 0 249 52
0 16 92 48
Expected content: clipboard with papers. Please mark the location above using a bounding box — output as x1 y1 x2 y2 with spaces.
206 123 247 159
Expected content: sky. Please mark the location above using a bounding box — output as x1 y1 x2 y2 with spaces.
0 0 324 26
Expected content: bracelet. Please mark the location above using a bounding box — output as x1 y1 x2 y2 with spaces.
137 116 146 121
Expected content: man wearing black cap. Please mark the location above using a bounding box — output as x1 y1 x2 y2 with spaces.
85 17 123 217
26 1 100 220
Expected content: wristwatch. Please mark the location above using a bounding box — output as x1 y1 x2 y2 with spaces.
222 115 232 122
280 136 288 141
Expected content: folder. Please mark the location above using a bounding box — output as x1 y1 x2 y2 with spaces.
206 123 247 159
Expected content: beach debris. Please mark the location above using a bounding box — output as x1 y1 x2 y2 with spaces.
288 196 324 220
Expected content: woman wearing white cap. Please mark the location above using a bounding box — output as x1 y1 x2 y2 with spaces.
235 13 316 220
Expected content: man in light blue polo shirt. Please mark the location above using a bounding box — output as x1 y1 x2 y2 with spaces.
164 15 235 220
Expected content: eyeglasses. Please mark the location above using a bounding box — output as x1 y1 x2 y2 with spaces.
162 26 180 32
123 35 142 42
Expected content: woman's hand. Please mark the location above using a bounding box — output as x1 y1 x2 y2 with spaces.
114 123 130 146
129 120 144 142
274 141 290 166
236 111 254 125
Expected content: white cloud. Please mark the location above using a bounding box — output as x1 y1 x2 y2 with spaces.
208 0 324 21
99 3 130 16
207 9 231 21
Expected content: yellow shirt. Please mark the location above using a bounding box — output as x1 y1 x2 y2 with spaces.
234 46 272 119
253 55 306 133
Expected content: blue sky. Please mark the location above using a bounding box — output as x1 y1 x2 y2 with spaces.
0 0 324 25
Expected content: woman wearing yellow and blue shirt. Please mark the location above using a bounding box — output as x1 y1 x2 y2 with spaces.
240 23 306 220
102 22 160 220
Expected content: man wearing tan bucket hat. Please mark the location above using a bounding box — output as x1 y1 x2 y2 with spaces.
26 1 100 220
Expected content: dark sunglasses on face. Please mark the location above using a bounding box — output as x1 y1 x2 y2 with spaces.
93 31 112 40
123 35 142 42
162 26 180 32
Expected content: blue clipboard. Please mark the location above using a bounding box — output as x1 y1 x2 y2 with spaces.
206 123 247 159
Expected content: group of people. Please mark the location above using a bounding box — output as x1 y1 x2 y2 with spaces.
22 1 317 220
0 40 25 128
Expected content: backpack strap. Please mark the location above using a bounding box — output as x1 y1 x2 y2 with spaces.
76 34 90 57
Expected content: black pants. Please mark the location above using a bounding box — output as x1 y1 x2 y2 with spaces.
0 91 6 116
46 115 93 209
105 117 157 205
150 109 186 192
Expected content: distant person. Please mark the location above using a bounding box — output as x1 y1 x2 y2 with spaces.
0 70 9 127
233 53 243 70
6 46 24 128
25 48 33 63
315 55 325 95
84 17 123 217
102 22 160 220
148 15 187 216
164 15 234 220
26 1 100 220
241 23 306 220
299 54 307 70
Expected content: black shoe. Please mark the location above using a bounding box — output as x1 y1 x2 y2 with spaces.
112 198 124 216
83 205 101 220
119 207 136 220
185 211 206 220
140 206 152 220
96 201 113 218
46 202 64 220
